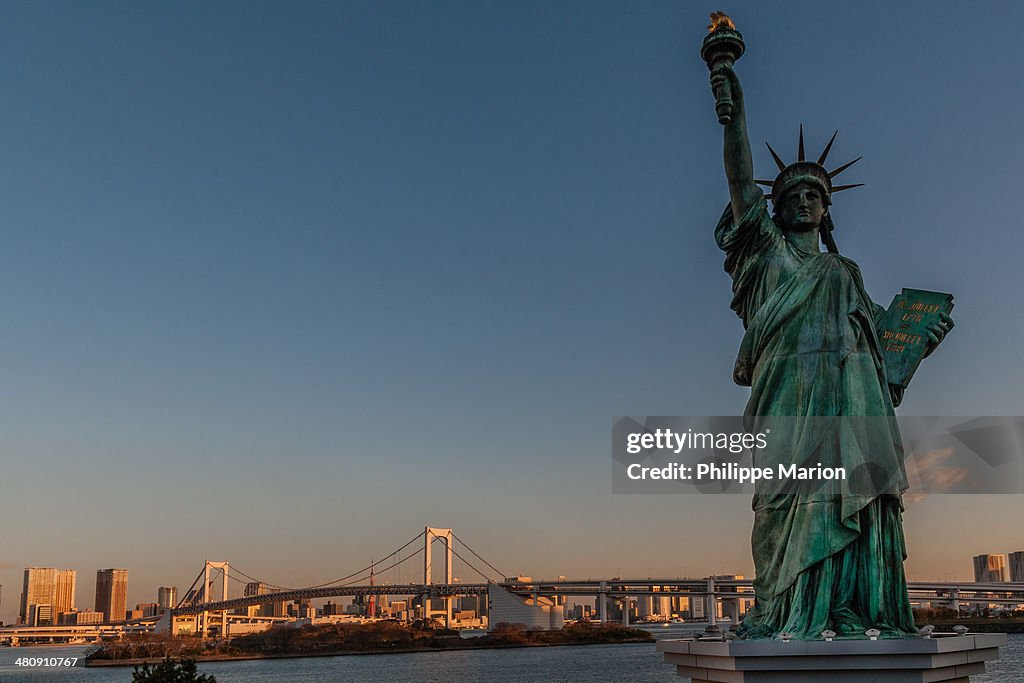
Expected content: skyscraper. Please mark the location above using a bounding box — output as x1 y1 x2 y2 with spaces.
157 586 177 610
95 569 128 623
1009 551 1024 583
20 568 55 625
54 569 76 617
973 554 1009 582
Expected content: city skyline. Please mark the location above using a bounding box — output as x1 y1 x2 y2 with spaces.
2 1 1024 626
8 542 1024 627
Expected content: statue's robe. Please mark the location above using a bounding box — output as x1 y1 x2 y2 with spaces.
717 195 916 639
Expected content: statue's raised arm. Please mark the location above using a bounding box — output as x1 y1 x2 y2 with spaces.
711 65 759 225
702 15 759 225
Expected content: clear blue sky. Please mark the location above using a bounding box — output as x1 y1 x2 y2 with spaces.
2 1 1022 622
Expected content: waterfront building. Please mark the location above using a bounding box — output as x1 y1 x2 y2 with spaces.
637 595 655 619
20 568 65 625
487 585 563 631
58 609 104 625
973 554 1009 582
157 586 177 610
136 602 160 617
19 567 76 625
27 604 53 627
95 568 129 623
225 620 274 637
1009 551 1024 582
20 568 55 624
81 610 104 625
54 570 76 617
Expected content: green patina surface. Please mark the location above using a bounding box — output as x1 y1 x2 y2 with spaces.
701 15 953 640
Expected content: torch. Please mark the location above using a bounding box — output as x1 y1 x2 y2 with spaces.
701 12 745 125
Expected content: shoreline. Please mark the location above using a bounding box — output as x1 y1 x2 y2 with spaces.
85 639 651 668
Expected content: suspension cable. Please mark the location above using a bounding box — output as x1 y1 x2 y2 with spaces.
204 530 428 593
335 546 425 587
448 544 497 582
452 532 506 579
175 566 208 609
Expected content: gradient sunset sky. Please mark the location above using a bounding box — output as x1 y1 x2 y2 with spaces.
2 1 1023 623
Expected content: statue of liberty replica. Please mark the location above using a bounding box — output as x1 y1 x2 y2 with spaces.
702 13 954 640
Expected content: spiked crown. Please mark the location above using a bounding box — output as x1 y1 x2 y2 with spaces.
756 126 862 211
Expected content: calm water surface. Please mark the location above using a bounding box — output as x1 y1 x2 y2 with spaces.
1 629 1021 682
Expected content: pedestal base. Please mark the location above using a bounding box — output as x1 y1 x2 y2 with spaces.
656 633 1006 682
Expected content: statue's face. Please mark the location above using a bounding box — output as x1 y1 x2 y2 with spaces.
779 183 826 233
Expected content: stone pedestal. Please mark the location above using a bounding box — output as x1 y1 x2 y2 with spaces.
657 633 1006 682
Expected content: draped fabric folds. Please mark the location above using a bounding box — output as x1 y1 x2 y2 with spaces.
716 195 916 639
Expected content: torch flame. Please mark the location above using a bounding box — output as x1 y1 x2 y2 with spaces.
707 11 736 33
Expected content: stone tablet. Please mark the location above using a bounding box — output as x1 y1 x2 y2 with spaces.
879 288 955 388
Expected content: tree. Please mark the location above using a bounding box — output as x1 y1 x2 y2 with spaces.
132 658 216 683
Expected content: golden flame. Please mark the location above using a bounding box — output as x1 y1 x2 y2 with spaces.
707 11 736 33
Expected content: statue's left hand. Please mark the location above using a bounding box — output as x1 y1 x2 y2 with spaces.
924 312 954 357
889 383 905 408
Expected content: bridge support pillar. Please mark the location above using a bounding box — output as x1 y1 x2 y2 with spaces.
599 582 607 623
723 597 740 626
424 527 453 627
201 561 230 637
706 578 716 626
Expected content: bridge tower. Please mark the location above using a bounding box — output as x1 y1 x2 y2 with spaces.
365 565 376 618
198 561 230 638
423 527 453 626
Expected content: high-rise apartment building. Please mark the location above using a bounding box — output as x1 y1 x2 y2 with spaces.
20 568 56 625
973 554 1009 582
157 586 177 610
54 569 76 617
1009 551 1024 583
19 567 77 625
95 569 129 624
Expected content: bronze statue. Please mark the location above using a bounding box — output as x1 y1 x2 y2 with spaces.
702 13 954 640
